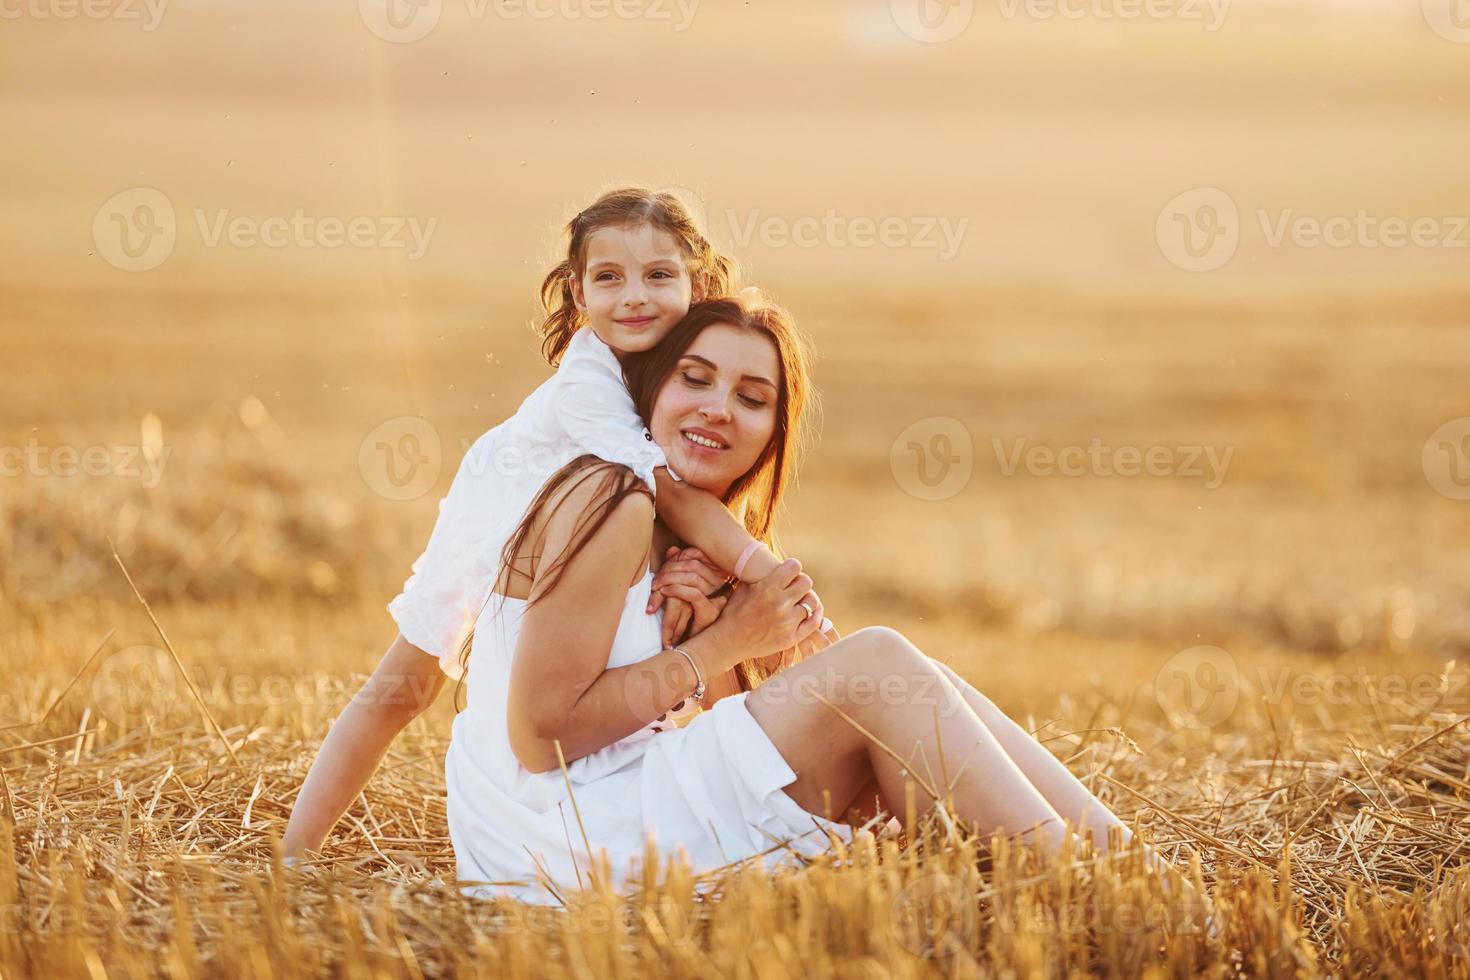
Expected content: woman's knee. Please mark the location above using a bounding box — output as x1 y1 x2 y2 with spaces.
843 626 924 668
816 627 953 715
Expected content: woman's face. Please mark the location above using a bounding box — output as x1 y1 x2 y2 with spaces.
648 323 781 495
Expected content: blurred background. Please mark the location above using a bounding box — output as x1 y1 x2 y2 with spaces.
3 0 1469 726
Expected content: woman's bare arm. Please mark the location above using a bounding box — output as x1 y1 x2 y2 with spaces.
505 476 715 774
281 633 446 858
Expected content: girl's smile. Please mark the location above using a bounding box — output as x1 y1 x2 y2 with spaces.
573 223 703 355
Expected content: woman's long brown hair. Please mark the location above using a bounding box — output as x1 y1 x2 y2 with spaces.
453 294 818 705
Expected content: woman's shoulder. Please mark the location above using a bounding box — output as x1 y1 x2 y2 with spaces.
525 461 654 592
538 458 655 542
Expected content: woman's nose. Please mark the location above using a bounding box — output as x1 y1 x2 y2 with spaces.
698 391 733 422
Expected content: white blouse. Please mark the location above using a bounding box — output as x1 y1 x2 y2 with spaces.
388 326 676 679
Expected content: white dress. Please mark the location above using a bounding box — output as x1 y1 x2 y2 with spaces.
440 565 853 905
387 325 852 904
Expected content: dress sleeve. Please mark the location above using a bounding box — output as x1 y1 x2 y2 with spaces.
386 427 505 680
553 328 679 496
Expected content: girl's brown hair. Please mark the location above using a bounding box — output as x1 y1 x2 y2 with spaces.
454 293 818 702
537 187 738 366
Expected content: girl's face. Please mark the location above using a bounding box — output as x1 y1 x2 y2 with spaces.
572 222 703 355
648 323 781 495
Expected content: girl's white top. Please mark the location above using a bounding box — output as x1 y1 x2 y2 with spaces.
388 325 675 680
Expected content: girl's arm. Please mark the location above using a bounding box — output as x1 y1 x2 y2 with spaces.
281 633 446 859
552 330 783 583
652 467 781 580
549 332 787 609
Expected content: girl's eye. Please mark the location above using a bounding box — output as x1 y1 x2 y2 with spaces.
650 269 675 280
595 271 619 282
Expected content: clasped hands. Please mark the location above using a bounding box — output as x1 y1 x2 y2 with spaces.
645 545 836 656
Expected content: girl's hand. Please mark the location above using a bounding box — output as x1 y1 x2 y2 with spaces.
647 546 727 612
647 546 730 647
794 614 839 658
660 593 694 648
657 584 729 646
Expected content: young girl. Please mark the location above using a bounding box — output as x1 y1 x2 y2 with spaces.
281 188 830 860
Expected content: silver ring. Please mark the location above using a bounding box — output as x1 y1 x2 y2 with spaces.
798 601 814 619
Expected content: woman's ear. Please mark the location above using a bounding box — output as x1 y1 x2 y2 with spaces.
691 278 707 304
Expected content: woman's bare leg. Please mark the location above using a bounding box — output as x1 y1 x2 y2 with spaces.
925 658 1132 853
829 662 1129 850
925 658 1198 894
745 627 1071 854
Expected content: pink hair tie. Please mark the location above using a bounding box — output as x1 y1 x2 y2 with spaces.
732 540 762 582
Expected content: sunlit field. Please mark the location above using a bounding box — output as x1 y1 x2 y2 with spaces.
4 1 1470 976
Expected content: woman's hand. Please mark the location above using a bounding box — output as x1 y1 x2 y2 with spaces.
685 558 822 673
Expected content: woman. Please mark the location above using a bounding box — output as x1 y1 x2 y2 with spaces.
285 298 1157 904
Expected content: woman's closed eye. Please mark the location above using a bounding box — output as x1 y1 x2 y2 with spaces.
679 372 768 407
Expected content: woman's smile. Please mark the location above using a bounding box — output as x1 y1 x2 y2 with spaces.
682 427 729 451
